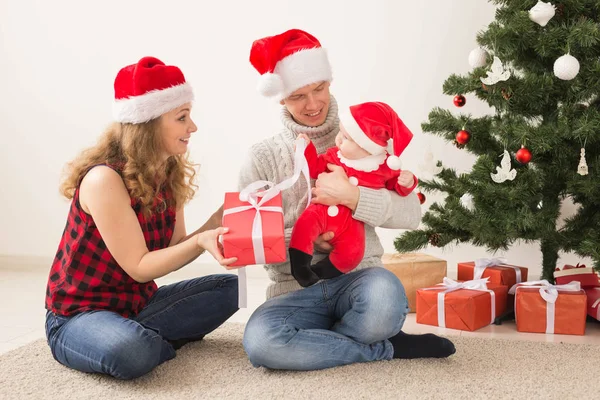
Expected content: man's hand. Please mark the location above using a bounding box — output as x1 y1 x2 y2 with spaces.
397 170 415 188
312 164 360 211
314 231 334 253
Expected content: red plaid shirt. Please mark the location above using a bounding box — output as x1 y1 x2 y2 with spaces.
45 166 176 318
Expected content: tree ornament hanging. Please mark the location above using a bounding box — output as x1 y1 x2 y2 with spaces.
480 56 511 85
491 150 517 183
453 95 466 107
419 148 443 176
469 47 488 68
554 54 580 80
528 1 556 27
454 140 466 149
428 233 441 247
577 148 589 176
456 130 471 145
460 193 475 211
417 192 426 205
516 146 532 164
501 88 512 100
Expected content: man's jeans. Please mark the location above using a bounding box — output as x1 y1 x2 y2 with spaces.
243 267 408 370
45 274 238 379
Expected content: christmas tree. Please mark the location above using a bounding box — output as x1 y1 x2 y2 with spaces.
394 0 600 281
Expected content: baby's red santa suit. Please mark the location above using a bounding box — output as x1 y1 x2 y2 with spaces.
289 101 418 287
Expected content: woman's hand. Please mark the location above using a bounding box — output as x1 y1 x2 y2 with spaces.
196 227 238 268
312 164 359 211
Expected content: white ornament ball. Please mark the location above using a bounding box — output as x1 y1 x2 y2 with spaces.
468 47 488 68
529 1 556 27
554 54 580 80
460 193 475 211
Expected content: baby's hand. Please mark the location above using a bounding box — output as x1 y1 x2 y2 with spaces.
398 170 415 188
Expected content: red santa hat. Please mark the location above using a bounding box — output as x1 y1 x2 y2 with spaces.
112 56 194 124
249 29 333 99
339 102 413 170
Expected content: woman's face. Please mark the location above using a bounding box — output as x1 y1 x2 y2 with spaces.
159 103 197 158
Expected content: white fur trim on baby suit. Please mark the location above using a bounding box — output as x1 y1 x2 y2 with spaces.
113 82 194 124
337 151 386 172
339 110 386 156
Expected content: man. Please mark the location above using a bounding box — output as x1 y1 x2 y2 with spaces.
240 29 455 371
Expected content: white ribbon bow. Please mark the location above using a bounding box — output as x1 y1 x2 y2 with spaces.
223 138 311 308
423 277 496 328
474 257 523 284
509 280 582 334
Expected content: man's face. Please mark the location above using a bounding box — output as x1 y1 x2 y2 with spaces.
280 81 331 127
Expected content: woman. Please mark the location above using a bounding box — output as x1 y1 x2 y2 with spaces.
45 56 238 380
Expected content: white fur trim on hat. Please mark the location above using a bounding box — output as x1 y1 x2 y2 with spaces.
113 82 194 124
339 110 386 155
275 47 333 99
257 73 284 97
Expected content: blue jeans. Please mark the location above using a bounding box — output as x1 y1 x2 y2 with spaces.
243 267 408 370
45 274 238 380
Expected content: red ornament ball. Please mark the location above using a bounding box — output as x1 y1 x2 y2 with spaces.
516 147 532 164
455 130 471 145
453 95 466 107
417 192 426 204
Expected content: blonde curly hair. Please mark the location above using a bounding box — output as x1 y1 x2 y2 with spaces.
60 119 198 215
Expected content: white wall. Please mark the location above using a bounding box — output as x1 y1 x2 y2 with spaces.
0 0 588 278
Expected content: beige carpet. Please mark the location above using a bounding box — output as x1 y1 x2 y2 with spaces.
1 323 598 400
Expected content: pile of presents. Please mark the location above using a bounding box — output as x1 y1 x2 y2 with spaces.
382 253 600 335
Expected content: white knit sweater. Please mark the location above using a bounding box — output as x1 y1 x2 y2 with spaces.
238 96 422 299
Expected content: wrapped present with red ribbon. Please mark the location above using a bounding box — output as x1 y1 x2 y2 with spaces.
222 138 311 308
585 287 600 322
416 277 507 331
458 258 528 289
554 263 600 288
509 280 587 335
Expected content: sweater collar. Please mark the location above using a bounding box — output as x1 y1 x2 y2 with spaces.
280 95 339 140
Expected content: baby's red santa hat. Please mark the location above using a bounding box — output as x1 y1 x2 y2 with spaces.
112 56 194 124
339 102 413 170
249 29 333 99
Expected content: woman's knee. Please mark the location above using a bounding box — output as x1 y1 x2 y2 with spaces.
216 274 239 317
106 333 166 380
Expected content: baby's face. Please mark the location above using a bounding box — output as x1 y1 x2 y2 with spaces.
336 123 371 160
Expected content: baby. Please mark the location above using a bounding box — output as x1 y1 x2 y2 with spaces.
290 101 418 287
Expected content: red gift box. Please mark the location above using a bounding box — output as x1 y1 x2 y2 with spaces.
554 264 600 288
221 192 286 267
458 259 528 288
585 287 600 321
510 281 587 335
416 278 507 332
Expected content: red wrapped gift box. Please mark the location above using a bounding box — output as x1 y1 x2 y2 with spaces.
585 288 600 321
416 278 507 332
221 192 286 267
510 281 587 335
458 258 528 288
554 264 600 288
